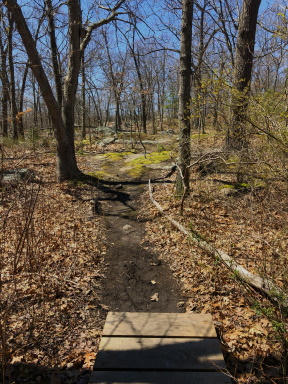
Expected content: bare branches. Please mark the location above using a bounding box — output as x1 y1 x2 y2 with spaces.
80 0 128 52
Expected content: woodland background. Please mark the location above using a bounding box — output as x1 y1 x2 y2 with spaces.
1 0 288 383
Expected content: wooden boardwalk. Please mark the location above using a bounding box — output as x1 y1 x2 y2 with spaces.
90 312 230 384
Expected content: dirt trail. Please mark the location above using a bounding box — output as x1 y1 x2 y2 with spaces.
98 177 184 313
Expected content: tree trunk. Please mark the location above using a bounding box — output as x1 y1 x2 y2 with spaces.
0 13 9 137
81 54 86 139
45 0 63 108
176 0 193 195
8 13 19 140
134 56 147 134
18 63 29 137
227 0 262 150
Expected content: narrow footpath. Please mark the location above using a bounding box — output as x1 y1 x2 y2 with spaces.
98 178 184 313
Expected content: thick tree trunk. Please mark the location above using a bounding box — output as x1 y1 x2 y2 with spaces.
8 13 19 140
176 0 193 195
227 0 262 150
0 22 9 137
81 54 86 139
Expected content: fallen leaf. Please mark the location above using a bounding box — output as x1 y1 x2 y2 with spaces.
151 293 159 301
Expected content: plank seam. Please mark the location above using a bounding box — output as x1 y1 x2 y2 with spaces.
93 368 225 372
101 335 220 339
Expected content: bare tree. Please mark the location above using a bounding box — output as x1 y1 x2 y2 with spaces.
4 0 126 181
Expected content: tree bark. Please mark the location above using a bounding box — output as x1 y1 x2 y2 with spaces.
81 54 86 139
18 63 28 137
45 0 63 108
7 12 19 140
227 0 262 150
0 11 9 137
176 0 193 195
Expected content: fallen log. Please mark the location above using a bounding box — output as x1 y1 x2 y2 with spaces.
148 181 288 307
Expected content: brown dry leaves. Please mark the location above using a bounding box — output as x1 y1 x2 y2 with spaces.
143 175 288 383
1 146 107 380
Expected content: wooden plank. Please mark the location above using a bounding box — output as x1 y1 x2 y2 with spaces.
89 371 231 384
102 312 217 338
94 337 225 370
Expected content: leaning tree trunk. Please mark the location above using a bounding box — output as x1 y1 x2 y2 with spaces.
4 0 80 180
227 0 262 150
176 0 193 196
46 0 63 108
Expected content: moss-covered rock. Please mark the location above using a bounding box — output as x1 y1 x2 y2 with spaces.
94 151 136 162
128 151 171 166
126 151 171 177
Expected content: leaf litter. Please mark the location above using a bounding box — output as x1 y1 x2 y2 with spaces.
1 146 107 383
141 170 288 383
2 139 288 384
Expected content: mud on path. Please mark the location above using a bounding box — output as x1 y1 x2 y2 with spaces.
97 175 185 313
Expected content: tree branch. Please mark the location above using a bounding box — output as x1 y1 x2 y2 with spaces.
148 181 288 308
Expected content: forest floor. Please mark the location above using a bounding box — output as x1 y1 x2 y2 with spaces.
1 129 288 383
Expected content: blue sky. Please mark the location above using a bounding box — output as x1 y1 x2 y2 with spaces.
259 0 281 12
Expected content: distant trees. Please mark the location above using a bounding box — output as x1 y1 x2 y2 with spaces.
101 29 127 133
2 0 288 181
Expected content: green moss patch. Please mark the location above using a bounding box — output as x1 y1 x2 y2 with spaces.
94 151 135 162
127 164 144 178
87 170 111 179
219 184 235 189
128 151 171 166
191 133 211 140
125 151 171 178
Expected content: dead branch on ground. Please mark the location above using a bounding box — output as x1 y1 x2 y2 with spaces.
148 180 288 307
